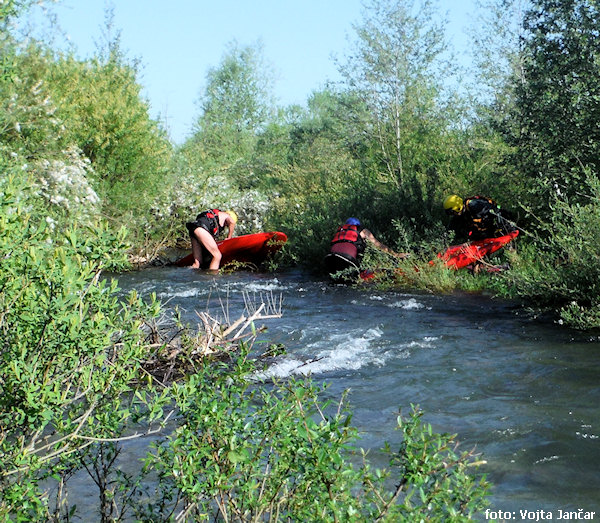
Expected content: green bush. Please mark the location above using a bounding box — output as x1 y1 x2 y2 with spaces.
140 350 489 522
499 172 600 328
0 174 161 520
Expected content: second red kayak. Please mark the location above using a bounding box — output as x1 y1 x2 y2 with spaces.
437 230 519 269
360 230 519 281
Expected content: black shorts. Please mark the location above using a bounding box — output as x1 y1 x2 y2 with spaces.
186 215 213 237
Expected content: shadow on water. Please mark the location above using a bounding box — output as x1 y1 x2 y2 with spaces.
108 267 600 516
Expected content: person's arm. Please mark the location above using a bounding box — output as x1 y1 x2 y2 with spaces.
361 229 409 259
224 213 236 239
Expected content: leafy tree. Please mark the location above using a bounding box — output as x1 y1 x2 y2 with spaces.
189 41 275 185
46 49 173 217
2 30 174 241
470 0 530 113
445 0 530 207
487 0 600 328
502 0 600 216
0 0 33 25
0 43 69 159
336 0 453 192
1 1 23 82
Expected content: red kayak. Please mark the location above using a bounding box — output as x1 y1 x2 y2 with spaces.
437 230 519 269
328 230 519 283
175 231 287 268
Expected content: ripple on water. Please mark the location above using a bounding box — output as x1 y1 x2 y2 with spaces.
111 268 600 514
255 326 438 381
387 297 429 310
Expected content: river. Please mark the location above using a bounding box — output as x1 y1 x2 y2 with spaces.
115 266 600 519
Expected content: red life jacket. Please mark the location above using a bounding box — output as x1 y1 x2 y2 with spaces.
331 224 365 252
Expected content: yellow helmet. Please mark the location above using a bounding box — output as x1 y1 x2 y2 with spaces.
226 210 238 223
443 195 463 213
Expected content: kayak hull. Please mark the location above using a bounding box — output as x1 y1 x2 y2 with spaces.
438 230 519 269
176 231 287 268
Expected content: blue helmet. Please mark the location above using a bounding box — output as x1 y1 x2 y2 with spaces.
345 217 361 226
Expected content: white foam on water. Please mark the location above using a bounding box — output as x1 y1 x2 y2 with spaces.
255 357 312 380
121 281 160 296
401 336 439 349
255 330 440 380
244 279 289 292
158 287 204 299
383 347 411 360
534 455 560 464
576 431 599 440
388 298 425 310
255 327 387 379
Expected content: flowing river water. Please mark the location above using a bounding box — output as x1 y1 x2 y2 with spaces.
112 266 600 520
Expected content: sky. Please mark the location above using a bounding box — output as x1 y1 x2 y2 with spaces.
25 0 479 145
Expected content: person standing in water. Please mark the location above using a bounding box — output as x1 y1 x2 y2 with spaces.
185 209 238 270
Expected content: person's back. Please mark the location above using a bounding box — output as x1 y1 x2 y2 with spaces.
329 220 365 263
324 218 366 282
463 197 499 239
445 195 512 241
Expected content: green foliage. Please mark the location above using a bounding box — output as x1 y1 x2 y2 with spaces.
477 0 600 327
4 0 600 334
336 0 459 210
389 406 490 520
500 172 600 328
139 350 489 521
45 49 173 226
0 175 161 519
263 101 371 266
502 0 600 218
0 0 33 26
191 41 274 178
175 1 488 269
0 43 69 159
1 34 176 247
469 0 528 115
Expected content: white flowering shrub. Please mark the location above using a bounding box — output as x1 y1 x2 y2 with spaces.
31 146 101 228
0 70 68 158
147 164 272 240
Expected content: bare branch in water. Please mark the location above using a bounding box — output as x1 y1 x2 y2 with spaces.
140 290 283 384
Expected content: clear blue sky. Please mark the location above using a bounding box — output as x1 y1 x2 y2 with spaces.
27 0 478 144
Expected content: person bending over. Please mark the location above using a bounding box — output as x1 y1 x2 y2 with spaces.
185 209 238 270
325 217 407 279
442 194 515 241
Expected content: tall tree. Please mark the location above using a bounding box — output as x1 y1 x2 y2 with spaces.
336 0 452 191
470 0 530 115
503 0 600 214
190 41 274 173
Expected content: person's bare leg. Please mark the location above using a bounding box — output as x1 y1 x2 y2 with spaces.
190 232 204 269
193 227 222 270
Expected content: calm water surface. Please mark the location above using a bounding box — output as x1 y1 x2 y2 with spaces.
115 267 600 518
